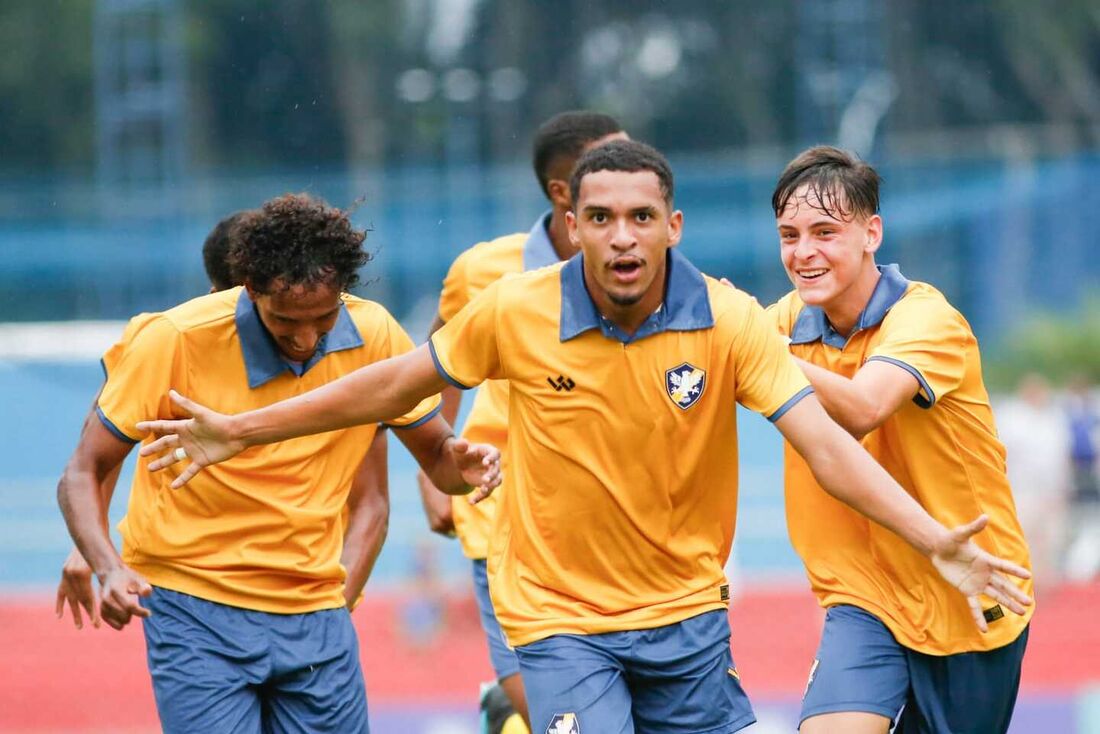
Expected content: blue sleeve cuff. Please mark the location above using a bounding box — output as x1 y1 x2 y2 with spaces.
385 402 442 430
767 385 815 423
866 356 935 409
428 338 474 390
95 405 139 444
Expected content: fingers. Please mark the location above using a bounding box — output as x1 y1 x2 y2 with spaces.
951 514 989 542
467 485 494 505
967 596 988 633
170 461 205 489
451 437 470 455
168 389 198 416
68 595 85 629
136 419 188 440
986 574 1032 613
990 557 1032 581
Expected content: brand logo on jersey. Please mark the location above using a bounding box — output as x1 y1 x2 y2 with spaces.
547 374 576 392
983 604 1004 623
546 712 580 734
665 362 706 409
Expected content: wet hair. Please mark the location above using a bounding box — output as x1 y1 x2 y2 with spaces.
569 139 674 207
532 111 624 197
772 146 880 221
202 211 248 291
228 193 369 294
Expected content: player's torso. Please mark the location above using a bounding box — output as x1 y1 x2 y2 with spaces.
488 272 742 641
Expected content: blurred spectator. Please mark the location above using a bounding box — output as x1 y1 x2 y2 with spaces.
998 373 1070 586
398 541 449 651
1064 377 1100 582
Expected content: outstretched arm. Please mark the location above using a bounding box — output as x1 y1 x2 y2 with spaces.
138 345 447 483
795 358 918 439
775 394 1032 631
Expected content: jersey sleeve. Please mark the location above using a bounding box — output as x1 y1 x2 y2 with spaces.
428 278 504 391
866 293 969 408
437 248 472 323
101 312 159 378
730 295 812 421
97 315 184 443
378 311 442 429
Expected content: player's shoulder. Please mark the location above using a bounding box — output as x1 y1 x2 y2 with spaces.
766 289 806 335
459 232 527 279
703 274 765 323
886 280 971 334
340 292 399 329
155 287 242 336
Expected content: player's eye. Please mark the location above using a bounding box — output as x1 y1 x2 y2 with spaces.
592 212 607 223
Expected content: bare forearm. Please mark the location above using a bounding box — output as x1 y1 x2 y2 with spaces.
805 426 945 556
341 508 388 606
58 469 124 579
796 359 877 437
237 348 441 447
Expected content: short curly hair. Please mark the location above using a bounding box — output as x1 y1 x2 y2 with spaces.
228 193 370 294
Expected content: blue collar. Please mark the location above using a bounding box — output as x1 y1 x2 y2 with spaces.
790 264 910 349
235 289 364 389
522 211 560 271
559 248 714 344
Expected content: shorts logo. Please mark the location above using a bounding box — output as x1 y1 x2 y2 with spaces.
666 362 706 409
803 658 820 700
546 712 580 734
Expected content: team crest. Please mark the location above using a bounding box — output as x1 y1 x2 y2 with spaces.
665 362 706 409
546 712 580 734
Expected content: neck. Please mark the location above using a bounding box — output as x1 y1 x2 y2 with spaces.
547 207 579 262
583 256 667 337
822 262 881 337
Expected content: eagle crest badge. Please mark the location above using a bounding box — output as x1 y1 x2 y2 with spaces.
666 362 706 409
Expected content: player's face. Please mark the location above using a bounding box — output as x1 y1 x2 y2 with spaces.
248 279 343 362
777 185 881 310
567 169 682 311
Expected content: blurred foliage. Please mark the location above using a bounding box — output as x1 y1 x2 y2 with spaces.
0 0 1097 172
985 293 1100 390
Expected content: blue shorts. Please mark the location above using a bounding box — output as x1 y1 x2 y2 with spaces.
514 609 755 734
801 604 1028 733
141 587 369 734
472 558 521 680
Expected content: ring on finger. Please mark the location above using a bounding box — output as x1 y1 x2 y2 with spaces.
174 447 188 462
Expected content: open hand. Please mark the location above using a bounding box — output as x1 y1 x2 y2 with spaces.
930 515 1033 632
137 390 246 488
450 438 502 505
56 548 100 630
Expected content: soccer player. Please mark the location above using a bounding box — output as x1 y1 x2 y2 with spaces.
135 142 1031 734
57 194 501 733
417 110 626 731
56 209 258 629
768 146 1033 733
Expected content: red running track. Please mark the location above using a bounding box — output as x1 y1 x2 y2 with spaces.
1 583 1096 732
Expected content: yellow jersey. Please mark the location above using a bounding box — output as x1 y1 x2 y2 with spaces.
97 287 440 613
430 250 811 646
771 264 1033 654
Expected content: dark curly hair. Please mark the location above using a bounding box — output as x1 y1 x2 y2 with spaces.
228 193 370 294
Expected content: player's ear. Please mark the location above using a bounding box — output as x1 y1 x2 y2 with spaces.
547 179 571 210
864 214 883 255
667 209 684 249
565 209 580 245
